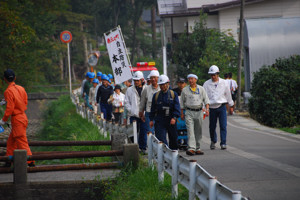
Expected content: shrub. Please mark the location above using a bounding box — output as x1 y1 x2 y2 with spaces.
249 55 300 127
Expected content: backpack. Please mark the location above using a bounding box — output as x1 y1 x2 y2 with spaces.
154 90 175 103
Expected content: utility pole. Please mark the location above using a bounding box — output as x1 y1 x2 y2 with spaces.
237 0 244 110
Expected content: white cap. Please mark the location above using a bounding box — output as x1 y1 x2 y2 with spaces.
149 70 159 77
208 65 220 74
133 71 144 80
147 74 151 80
187 74 198 80
158 74 170 85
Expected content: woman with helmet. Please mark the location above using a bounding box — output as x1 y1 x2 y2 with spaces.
83 72 95 107
108 84 125 124
96 74 114 120
89 79 99 113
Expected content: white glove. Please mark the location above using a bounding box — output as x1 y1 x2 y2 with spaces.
0 99 6 106
0 119 6 126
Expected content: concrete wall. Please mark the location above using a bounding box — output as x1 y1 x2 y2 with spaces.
0 181 106 200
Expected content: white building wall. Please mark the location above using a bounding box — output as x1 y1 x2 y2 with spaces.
219 0 300 40
186 0 230 8
173 17 189 33
188 15 219 30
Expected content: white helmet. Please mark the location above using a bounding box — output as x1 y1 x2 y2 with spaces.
149 70 159 78
133 71 144 80
208 65 220 74
158 74 170 85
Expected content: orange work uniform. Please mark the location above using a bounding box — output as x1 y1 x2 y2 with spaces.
2 82 33 163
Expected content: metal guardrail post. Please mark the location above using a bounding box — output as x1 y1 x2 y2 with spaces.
189 160 197 200
172 150 179 199
209 176 217 200
147 133 153 167
232 191 242 200
133 120 137 144
157 142 164 183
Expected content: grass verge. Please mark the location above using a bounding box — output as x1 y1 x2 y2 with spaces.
32 95 111 165
279 125 300 134
101 161 188 200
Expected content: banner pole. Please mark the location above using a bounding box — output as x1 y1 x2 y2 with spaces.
117 26 133 75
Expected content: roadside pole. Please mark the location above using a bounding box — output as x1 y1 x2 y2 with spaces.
60 31 73 96
67 43 72 95
237 0 244 110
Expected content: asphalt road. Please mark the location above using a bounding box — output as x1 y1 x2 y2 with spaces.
179 115 300 200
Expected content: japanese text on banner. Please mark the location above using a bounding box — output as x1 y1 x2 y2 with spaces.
105 28 132 84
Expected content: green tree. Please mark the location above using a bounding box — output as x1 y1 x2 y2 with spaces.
172 13 238 84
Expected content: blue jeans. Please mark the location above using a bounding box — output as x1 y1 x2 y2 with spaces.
100 103 112 121
209 105 227 145
145 112 155 134
130 117 147 150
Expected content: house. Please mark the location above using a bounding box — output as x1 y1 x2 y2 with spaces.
157 0 300 90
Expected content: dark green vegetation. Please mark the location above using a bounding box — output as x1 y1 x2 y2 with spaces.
172 13 240 85
102 164 188 200
249 55 300 129
32 95 111 165
0 0 159 93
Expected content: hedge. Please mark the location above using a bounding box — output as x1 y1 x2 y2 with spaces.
249 55 300 127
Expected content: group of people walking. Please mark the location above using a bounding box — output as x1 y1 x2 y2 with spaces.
81 64 237 156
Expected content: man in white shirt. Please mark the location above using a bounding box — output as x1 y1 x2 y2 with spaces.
139 70 160 134
125 71 147 153
203 65 234 150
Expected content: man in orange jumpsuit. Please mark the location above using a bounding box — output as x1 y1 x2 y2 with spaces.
0 69 35 167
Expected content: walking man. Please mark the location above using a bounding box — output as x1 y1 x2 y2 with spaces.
139 70 160 134
124 71 147 153
203 65 234 150
0 69 35 167
149 75 180 150
180 74 209 155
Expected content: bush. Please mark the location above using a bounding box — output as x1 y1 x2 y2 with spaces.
249 55 300 127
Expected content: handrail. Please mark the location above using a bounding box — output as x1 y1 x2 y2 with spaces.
147 133 248 200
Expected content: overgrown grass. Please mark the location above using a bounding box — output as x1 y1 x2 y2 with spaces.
102 161 189 200
32 95 111 165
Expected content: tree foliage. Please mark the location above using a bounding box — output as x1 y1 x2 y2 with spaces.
249 55 300 128
172 13 238 84
0 0 158 92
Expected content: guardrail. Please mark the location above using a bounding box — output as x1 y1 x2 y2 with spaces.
71 90 247 200
71 91 138 143
147 133 247 200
